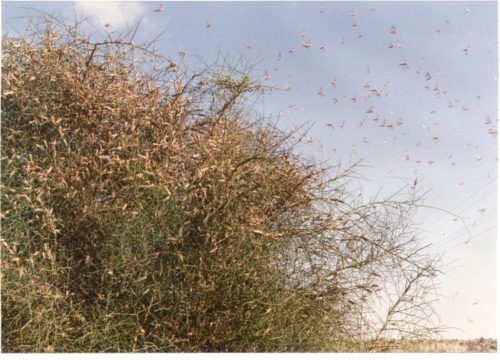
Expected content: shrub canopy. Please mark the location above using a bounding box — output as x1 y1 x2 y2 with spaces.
1 19 440 352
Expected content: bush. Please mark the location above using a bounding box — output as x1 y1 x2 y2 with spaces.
1 17 440 352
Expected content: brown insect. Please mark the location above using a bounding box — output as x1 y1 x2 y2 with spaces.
154 4 164 13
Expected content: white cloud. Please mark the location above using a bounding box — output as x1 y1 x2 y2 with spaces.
74 1 147 33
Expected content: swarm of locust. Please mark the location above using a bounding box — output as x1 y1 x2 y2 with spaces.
1 19 439 352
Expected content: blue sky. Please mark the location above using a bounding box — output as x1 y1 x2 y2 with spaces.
2 1 498 340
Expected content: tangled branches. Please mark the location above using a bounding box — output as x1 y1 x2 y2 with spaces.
1 17 440 352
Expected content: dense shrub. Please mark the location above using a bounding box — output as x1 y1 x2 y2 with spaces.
1 19 440 352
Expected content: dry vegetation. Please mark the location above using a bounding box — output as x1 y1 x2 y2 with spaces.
381 338 497 353
2 17 443 352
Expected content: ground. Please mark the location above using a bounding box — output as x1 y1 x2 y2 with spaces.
382 338 497 353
